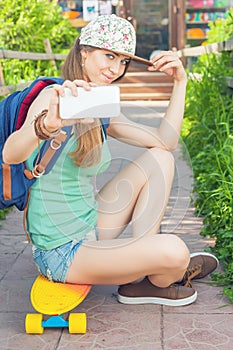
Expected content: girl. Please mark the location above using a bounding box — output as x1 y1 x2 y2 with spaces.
3 15 218 306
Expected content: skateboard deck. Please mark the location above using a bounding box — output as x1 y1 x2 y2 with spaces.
25 275 92 334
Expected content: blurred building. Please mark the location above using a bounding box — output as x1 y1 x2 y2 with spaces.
58 0 232 60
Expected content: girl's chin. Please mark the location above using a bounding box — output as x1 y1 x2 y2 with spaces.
89 79 108 86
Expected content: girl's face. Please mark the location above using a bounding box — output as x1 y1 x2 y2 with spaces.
81 49 130 85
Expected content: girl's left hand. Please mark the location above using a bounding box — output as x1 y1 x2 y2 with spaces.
148 51 187 82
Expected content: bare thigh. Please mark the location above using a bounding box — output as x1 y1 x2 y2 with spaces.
66 233 190 286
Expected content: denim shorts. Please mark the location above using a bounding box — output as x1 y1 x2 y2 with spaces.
32 229 97 283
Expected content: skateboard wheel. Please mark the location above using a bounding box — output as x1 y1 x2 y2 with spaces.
25 313 44 334
68 313 86 334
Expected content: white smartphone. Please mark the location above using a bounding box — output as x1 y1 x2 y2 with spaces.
59 86 121 119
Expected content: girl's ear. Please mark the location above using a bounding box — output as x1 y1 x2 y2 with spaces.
80 49 87 60
80 50 88 67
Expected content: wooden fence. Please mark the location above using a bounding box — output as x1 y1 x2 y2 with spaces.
0 38 232 97
177 39 233 90
0 38 66 96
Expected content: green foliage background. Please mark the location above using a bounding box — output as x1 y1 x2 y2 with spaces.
182 9 233 301
0 0 78 85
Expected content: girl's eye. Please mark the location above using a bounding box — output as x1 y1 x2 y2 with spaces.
121 59 130 66
105 54 114 60
105 53 130 66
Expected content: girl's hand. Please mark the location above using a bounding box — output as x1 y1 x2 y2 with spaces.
44 79 97 132
148 51 187 82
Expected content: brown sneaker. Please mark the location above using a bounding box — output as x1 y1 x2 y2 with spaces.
188 252 219 280
117 277 197 306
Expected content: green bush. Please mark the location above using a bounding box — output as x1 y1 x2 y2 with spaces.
0 0 78 84
207 7 233 42
182 9 233 301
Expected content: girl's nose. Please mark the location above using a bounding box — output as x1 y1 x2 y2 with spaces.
109 60 121 74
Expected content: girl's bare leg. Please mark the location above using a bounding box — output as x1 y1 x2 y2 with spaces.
66 147 190 286
66 234 190 286
97 147 175 240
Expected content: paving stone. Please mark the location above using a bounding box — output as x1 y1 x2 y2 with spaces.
0 312 61 350
163 314 233 350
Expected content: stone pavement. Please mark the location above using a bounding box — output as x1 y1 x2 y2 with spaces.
0 101 233 350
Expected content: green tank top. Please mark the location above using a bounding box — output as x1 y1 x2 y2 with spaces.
25 131 111 250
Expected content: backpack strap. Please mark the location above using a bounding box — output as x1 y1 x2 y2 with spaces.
29 118 109 178
39 125 73 175
24 127 72 180
33 131 67 178
23 116 109 181
100 117 110 135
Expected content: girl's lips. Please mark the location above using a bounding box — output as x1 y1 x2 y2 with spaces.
102 73 114 83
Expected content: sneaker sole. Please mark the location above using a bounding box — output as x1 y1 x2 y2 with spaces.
117 290 197 307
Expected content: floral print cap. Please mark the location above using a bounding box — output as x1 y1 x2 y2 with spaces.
79 15 152 66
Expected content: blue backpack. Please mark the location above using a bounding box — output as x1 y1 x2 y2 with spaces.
0 77 110 211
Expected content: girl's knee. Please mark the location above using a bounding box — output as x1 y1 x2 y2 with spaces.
160 234 190 270
148 148 175 176
149 147 174 165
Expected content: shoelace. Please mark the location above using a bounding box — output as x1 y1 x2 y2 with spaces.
184 264 202 288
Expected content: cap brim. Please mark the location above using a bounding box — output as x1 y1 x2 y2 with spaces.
82 46 154 66
109 49 153 66
131 55 153 66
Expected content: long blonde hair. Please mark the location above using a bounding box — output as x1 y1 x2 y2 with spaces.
61 38 130 167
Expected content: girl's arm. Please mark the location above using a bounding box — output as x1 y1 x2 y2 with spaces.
3 80 95 164
3 89 53 164
107 51 187 151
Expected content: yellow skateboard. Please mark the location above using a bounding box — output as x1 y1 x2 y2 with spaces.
25 275 92 334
